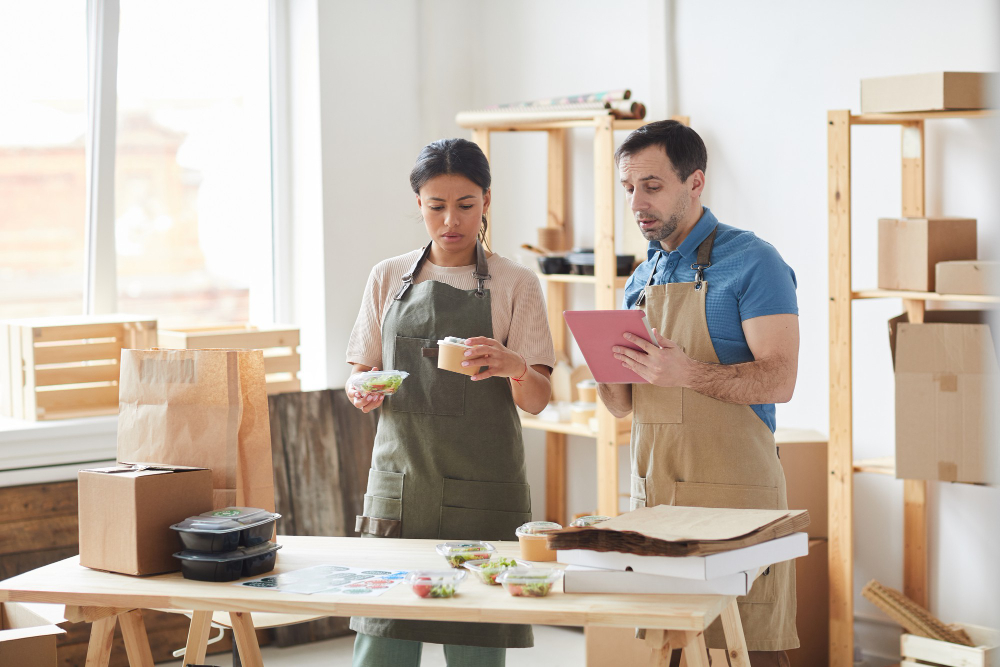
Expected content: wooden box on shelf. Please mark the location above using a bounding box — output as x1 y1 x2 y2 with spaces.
157 324 301 395
0 314 157 421
901 623 999 667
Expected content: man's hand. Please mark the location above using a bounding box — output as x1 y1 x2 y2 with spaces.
612 329 694 387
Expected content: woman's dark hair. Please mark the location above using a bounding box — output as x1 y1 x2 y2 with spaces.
614 120 707 183
410 138 492 248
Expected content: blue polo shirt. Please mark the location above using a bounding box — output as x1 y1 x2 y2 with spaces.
622 207 798 432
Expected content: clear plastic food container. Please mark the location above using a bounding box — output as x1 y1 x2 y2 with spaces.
435 541 496 568
347 370 410 396
173 542 282 582
171 507 281 552
515 522 562 562
570 402 597 425
404 569 467 598
496 567 563 597
569 515 610 528
463 556 527 585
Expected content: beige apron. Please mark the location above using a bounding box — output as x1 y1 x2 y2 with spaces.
630 228 798 652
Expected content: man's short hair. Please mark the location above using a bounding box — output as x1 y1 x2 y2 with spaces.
614 120 707 183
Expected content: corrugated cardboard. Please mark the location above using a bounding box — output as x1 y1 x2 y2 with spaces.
787 539 829 667
776 429 828 539
860 72 998 113
78 465 213 575
878 218 977 292
0 603 65 667
889 312 999 484
935 260 1000 296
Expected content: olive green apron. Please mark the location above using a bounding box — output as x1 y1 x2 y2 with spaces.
350 242 534 649
630 228 798 652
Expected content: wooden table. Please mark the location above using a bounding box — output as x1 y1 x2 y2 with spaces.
0 536 751 667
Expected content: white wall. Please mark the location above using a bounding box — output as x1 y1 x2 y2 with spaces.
295 0 1000 661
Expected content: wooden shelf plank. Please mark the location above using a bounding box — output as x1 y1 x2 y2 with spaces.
852 458 896 476
536 273 629 288
520 415 629 442
852 289 1000 304
851 109 997 125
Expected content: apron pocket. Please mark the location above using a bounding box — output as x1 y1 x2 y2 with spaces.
388 336 465 417
674 480 780 604
634 385 682 424
438 477 532 541
673 481 779 510
356 469 404 538
629 474 647 511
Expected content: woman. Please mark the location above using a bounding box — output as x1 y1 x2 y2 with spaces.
345 138 555 666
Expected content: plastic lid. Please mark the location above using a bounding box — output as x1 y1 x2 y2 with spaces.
171 507 280 534
495 566 563 586
570 402 597 411
347 370 409 395
463 557 523 573
404 569 467 585
438 337 470 347
516 521 562 537
173 541 282 562
570 515 610 528
434 541 495 556
576 379 597 388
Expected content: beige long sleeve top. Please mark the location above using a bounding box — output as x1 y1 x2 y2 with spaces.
347 249 556 371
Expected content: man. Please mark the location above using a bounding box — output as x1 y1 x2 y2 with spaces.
598 120 799 667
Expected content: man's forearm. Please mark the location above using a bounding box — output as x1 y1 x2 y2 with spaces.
597 383 633 417
685 357 795 405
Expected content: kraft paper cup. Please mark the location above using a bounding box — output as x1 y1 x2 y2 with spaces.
516 522 561 561
570 402 596 425
576 379 597 403
438 341 478 376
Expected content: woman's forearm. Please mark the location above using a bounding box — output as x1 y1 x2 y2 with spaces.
511 364 552 415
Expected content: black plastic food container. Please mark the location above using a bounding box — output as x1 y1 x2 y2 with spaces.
174 542 282 582
171 507 281 553
567 253 635 277
536 256 570 274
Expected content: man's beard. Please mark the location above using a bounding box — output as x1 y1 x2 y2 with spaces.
639 203 687 241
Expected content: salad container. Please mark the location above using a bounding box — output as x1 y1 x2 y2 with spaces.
171 507 281 552
570 515 610 528
437 337 480 377
435 541 495 568
496 567 563 598
463 556 526 585
405 569 467 598
173 542 282 582
515 522 561 561
348 370 409 396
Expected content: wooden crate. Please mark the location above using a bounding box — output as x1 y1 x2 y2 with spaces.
157 324 301 395
901 624 999 667
0 315 157 421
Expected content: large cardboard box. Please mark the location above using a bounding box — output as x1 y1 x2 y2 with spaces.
878 218 977 292
787 539 829 667
78 465 213 575
935 260 1000 296
0 603 65 667
776 429 828 539
889 311 999 484
860 72 998 113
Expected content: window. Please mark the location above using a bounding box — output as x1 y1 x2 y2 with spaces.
114 0 272 327
0 2 88 319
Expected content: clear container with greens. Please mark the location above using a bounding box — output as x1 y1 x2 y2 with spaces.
347 370 409 396
496 566 563 598
569 515 610 528
404 569 467 598
463 556 527 585
435 541 495 568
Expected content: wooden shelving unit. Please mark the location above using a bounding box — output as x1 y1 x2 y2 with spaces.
827 107 998 667
466 114 653 525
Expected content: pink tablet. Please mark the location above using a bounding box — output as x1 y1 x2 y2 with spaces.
563 310 659 384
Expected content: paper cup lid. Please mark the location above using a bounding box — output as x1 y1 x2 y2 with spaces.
516 521 562 536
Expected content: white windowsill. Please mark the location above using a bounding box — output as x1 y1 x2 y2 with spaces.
0 416 118 487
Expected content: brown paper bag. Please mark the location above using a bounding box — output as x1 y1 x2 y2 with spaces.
117 348 275 511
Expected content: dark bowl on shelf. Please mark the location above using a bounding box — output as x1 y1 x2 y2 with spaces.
567 253 635 277
537 256 570 274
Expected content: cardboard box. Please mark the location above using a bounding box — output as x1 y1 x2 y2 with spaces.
861 72 999 114
564 564 755 595
776 429 828 539
0 603 65 667
889 311 999 484
935 260 1000 296
787 539 829 667
78 465 213 575
878 218 977 292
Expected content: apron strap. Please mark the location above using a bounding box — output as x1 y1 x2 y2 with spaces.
393 241 491 300
634 252 662 309
691 225 718 291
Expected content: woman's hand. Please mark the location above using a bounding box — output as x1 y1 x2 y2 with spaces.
348 366 386 413
462 337 527 382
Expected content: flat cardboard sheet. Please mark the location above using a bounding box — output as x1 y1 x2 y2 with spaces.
547 505 810 557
